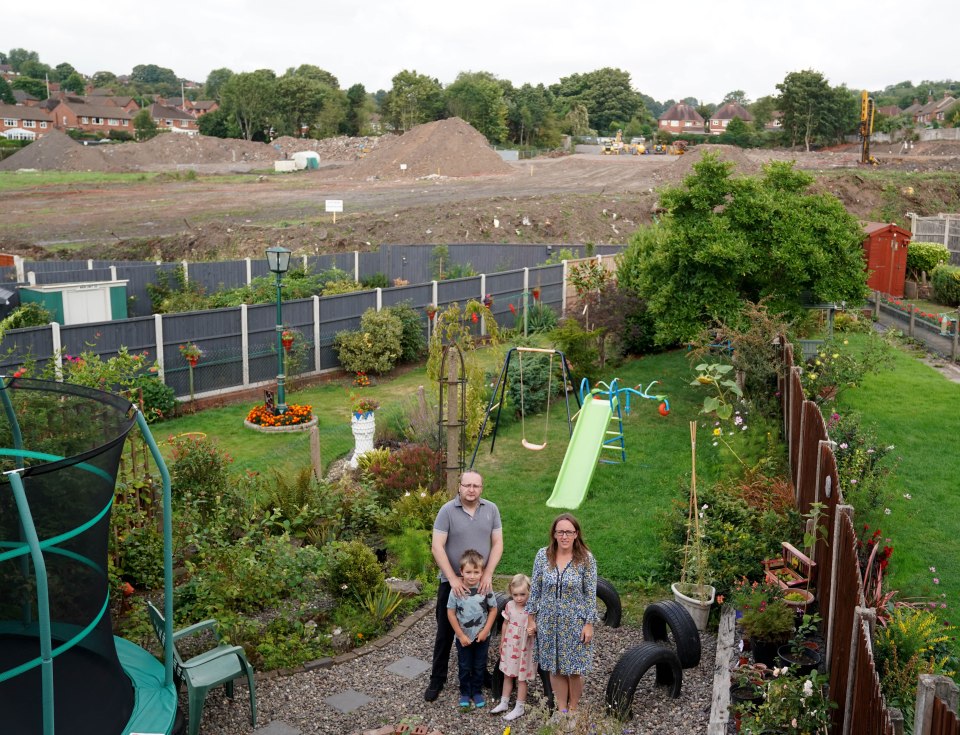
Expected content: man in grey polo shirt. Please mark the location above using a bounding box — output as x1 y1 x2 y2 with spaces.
424 469 503 702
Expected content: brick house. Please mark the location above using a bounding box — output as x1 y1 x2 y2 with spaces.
149 103 199 133
707 102 753 135
0 103 54 139
658 103 705 133
914 94 957 126
49 96 135 135
188 100 219 116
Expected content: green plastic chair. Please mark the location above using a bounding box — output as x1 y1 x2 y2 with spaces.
147 602 257 735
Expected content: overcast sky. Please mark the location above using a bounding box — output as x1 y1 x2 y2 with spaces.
12 0 956 104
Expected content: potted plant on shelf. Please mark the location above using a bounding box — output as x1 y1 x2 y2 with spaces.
672 421 716 632
732 577 795 667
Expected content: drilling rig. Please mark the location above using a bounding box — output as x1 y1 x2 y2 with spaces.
859 90 878 165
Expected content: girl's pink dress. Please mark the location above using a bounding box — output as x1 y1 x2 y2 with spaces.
498 599 535 681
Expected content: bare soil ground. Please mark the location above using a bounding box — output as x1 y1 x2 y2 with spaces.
2 119 959 261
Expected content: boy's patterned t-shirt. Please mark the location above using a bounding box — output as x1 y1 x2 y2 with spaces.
447 587 497 642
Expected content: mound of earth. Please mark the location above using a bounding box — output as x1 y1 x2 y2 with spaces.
0 129 105 171
271 134 393 161
661 144 760 183
350 117 512 180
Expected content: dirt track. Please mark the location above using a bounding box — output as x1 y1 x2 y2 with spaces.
2 136 959 261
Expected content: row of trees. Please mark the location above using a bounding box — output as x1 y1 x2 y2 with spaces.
4 46 957 147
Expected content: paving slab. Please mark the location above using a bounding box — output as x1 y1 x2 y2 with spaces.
384 655 431 679
325 688 373 713
253 721 301 735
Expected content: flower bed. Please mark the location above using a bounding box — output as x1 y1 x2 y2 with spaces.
245 403 314 427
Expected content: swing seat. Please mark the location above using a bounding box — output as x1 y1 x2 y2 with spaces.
521 438 547 451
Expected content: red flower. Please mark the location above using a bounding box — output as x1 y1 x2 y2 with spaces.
13 369 25 378
508 303 516 314
471 312 478 323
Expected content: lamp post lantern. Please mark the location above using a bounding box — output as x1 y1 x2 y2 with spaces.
266 245 291 413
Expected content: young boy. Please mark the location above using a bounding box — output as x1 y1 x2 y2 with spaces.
446 548 498 712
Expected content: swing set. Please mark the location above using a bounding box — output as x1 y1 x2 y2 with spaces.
469 347 579 467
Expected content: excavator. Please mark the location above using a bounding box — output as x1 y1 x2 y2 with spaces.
602 129 624 155
859 90 879 165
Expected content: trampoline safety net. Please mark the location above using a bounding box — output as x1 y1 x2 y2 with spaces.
0 377 137 735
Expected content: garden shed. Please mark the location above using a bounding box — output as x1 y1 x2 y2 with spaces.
19 280 128 325
862 221 910 297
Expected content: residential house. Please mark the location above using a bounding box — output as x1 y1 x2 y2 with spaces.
876 105 901 118
658 103 705 133
0 64 16 81
149 103 199 134
49 96 135 135
12 90 39 106
901 99 923 121
914 94 957 126
188 100 218 116
708 102 753 135
764 111 783 132
0 103 54 139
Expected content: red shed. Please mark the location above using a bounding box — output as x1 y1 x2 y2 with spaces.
862 222 911 297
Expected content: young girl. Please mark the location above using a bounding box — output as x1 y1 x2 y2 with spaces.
490 574 535 721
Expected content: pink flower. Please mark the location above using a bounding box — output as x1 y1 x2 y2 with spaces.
933 578 940 585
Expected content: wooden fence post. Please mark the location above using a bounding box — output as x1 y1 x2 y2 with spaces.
842 607 875 735
953 309 959 362
909 304 916 337
888 707 904 735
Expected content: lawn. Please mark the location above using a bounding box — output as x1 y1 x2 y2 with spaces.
151 333 958 612
836 339 960 611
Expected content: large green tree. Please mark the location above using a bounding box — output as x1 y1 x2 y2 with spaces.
7 48 39 73
344 83 375 136
444 71 509 143
619 154 868 345
551 67 642 135
0 78 14 104
133 109 160 141
62 72 86 95
504 83 561 147
203 68 234 101
220 70 277 140
776 69 857 150
274 74 329 136
285 64 339 89
53 62 77 82
383 70 444 132
91 71 117 88
11 77 46 100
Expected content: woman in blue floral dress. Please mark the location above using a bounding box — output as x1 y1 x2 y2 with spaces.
525 513 597 718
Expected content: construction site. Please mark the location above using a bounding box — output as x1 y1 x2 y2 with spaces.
2 116 960 262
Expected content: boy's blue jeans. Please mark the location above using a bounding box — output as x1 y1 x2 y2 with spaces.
455 636 490 699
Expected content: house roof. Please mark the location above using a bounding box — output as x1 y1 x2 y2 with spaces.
190 100 217 111
862 221 911 238
52 99 135 120
876 105 901 117
711 102 753 122
0 103 53 121
150 103 194 121
12 90 37 103
659 103 704 123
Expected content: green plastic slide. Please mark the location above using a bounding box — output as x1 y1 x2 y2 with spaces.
546 396 613 509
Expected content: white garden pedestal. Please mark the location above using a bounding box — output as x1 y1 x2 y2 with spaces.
349 412 376 468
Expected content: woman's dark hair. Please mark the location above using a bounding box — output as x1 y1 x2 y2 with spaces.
546 513 590 568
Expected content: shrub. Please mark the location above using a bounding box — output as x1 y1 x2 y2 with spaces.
0 303 52 332
363 443 443 503
361 272 389 289
381 488 447 536
130 374 177 423
931 264 960 306
333 307 403 374
906 242 949 280
321 539 385 599
321 279 364 295
799 335 894 404
526 302 558 334
387 301 427 362
257 466 330 539
827 411 895 511
167 433 232 514
550 317 600 385
118 525 165 590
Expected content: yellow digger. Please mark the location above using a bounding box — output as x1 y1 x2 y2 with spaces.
602 129 624 155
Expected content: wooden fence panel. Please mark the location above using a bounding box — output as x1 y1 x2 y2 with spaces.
828 512 864 734
789 369 804 489
797 400 827 515
815 444 841 637
932 697 960 735
848 616 895 735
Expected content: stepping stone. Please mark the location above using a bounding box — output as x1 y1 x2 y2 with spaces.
253 722 301 735
325 688 373 713
385 656 431 679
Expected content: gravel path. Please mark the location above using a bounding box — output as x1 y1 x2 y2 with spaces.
195 605 717 735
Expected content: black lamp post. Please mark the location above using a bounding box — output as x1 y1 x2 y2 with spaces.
266 245 291 413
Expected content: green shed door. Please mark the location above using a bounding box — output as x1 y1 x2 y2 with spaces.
21 289 64 324
109 285 128 320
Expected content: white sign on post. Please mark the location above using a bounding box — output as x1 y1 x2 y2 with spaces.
326 199 343 223
400 163 407 171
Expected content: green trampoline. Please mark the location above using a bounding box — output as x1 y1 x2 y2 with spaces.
0 377 177 735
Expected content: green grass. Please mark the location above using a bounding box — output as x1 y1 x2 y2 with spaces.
0 171 159 191
150 335 959 611
837 340 960 610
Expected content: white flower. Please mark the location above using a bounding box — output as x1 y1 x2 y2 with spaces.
333 627 342 635
884 508 891 515
903 493 912 500
701 503 709 510
404 491 411 497
930 566 937 573
803 679 814 698
420 492 427 497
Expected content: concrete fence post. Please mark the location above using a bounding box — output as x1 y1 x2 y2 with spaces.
50 322 62 381
154 314 165 382
245 257 252 285
909 304 915 337
181 260 189 283
914 674 959 735
313 295 321 372
240 304 250 387
874 290 881 320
